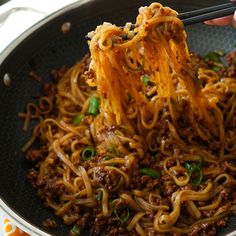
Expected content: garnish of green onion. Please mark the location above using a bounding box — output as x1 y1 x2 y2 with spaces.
114 208 130 224
81 146 96 161
70 225 80 235
72 114 84 125
184 162 203 187
194 78 203 87
104 156 112 160
88 96 100 115
108 144 119 156
140 75 149 86
203 52 220 62
139 168 161 179
95 192 102 201
212 66 222 72
215 49 226 57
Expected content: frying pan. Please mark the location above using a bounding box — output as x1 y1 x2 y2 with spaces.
0 0 235 235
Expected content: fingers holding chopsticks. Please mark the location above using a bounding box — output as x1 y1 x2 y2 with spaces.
205 0 236 28
205 11 236 28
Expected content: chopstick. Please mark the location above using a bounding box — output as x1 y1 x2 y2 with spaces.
85 2 236 39
180 2 236 25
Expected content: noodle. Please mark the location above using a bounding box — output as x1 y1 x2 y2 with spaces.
20 3 236 235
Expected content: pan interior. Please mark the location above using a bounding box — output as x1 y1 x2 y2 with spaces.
0 0 235 235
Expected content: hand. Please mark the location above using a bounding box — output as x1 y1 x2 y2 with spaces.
205 13 236 28
205 6 236 28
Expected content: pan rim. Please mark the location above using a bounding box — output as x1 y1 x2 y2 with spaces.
0 0 236 235
0 0 92 68
0 0 92 235
0 198 50 236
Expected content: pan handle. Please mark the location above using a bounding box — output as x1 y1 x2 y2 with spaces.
0 7 47 28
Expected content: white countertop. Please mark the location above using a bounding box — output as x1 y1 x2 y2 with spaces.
0 0 77 53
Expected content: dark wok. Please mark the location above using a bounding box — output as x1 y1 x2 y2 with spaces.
0 0 235 235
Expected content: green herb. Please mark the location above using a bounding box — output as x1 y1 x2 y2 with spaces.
212 66 222 72
104 156 112 160
140 168 161 179
127 93 132 102
203 52 220 62
88 96 100 115
114 208 130 224
215 49 226 57
108 144 119 156
184 162 203 187
72 114 84 125
81 146 96 161
95 192 102 201
194 78 203 87
70 225 80 235
140 75 149 86
154 153 161 159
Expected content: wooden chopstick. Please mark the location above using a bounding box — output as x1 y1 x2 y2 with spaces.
180 2 236 25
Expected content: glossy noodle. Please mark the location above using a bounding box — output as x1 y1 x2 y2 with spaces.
20 3 236 236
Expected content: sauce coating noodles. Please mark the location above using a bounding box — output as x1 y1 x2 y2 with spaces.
21 3 236 236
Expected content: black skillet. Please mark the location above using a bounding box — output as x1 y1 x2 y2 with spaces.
0 0 235 235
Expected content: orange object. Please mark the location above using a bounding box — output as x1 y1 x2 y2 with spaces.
3 218 29 236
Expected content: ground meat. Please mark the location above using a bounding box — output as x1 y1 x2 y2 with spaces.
190 53 208 71
45 178 65 197
107 226 131 236
77 212 91 228
26 147 48 162
226 51 236 77
42 218 57 228
27 168 38 188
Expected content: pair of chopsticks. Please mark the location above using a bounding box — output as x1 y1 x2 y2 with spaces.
179 2 236 25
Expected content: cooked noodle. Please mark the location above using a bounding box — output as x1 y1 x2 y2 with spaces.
20 3 236 235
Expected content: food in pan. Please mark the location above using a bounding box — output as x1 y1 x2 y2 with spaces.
19 3 236 236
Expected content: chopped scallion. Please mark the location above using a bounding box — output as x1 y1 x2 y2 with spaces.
70 225 80 235
114 208 130 224
140 75 149 86
140 168 161 179
184 162 203 187
81 146 96 161
203 52 220 62
88 96 100 115
108 144 119 156
72 114 84 125
212 66 222 72
95 192 102 201
104 156 112 160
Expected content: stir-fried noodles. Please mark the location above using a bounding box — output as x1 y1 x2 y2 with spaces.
20 3 236 235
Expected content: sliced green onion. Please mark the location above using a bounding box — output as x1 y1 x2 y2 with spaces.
154 153 161 159
95 192 102 201
127 93 132 102
104 156 112 160
212 66 222 72
194 78 203 87
72 114 84 125
184 162 203 187
70 225 80 235
203 52 220 62
114 208 130 224
108 144 119 156
215 49 226 57
140 75 149 86
81 146 96 161
140 168 161 179
88 96 100 115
